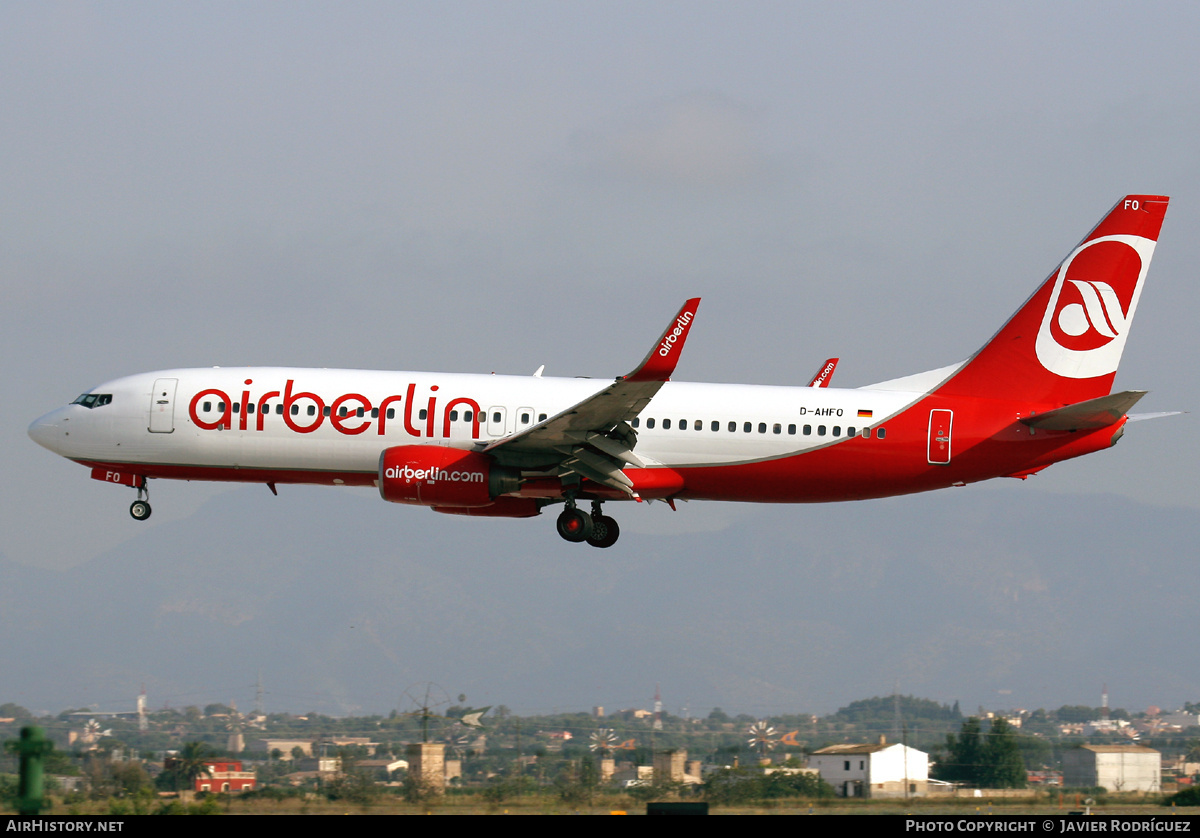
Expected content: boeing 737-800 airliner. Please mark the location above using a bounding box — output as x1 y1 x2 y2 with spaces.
29 195 1170 547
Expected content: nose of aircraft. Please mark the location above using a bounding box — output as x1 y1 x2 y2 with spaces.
28 409 66 453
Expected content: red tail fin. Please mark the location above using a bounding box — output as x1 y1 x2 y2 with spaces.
936 195 1169 405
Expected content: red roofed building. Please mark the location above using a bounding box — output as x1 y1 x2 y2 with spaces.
196 759 256 793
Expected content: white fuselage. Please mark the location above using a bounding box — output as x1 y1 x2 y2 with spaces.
30 366 921 485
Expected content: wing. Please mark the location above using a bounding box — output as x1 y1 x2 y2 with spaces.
482 298 701 496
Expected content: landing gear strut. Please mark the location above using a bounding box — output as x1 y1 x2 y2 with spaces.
129 479 151 521
555 497 621 547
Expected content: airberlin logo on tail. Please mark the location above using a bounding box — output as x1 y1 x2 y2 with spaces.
1035 234 1156 379
1054 279 1128 344
657 311 694 357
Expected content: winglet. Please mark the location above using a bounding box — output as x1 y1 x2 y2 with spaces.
807 358 839 388
622 298 701 382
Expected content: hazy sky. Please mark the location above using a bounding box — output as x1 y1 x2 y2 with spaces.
3 2 1198 716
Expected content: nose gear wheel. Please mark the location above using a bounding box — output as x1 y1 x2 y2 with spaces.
129 478 151 521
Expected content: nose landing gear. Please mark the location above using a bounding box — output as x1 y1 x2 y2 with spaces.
555 498 620 547
129 479 151 521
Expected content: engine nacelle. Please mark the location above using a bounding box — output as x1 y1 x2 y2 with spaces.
433 497 542 518
378 445 519 507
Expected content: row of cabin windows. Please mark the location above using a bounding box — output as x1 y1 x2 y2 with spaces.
199 402 551 425
629 416 886 439
198 400 886 439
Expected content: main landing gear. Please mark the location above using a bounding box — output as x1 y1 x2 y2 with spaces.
556 498 620 548
129 479 151 521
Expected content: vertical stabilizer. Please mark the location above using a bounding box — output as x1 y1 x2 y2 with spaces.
936 196 1169 405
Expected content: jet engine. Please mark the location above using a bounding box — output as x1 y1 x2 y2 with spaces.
378 445 520 507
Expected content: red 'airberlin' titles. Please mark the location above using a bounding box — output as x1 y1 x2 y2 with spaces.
187 380 482 439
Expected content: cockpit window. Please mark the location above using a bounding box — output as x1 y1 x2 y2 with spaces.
72 393 112 409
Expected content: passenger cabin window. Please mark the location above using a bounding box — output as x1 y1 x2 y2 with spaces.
773 423 781 434
695 419 703 431
631 417 640 428
276 404 284 415
832 426 840 437
711 421 719 431
728 421 736 432
878 427 887 439
758 422 766 434
663 419 672 429
539 413 547 422
817 425 826 436
743 422 752 433
520 412 529 423
803 424 811 435
419 409 428 420
788 424 796 435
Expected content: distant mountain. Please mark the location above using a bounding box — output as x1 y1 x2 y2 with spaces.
3 484 1197 718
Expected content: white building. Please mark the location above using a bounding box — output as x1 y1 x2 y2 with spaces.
1062 744 1160 792
809 741 929 798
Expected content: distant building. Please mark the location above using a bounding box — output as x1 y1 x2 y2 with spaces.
809 741 929 798
1158 712 1200 731
1062 744 1160 792
1082 719 1132 737
329 737 378 755
196 759 256 793
653 749 701 784
256 739 314 759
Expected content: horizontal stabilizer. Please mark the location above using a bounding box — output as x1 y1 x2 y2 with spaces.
1020 390 1147 431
